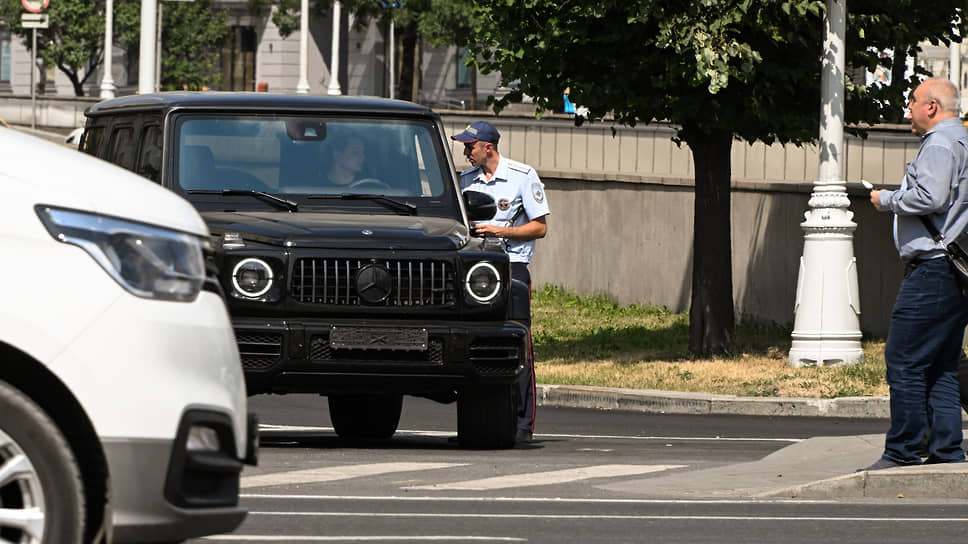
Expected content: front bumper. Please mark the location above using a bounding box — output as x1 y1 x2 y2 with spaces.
236 317 529 395
106 409 258 543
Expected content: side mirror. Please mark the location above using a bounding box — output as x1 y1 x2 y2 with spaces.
463 190 497 222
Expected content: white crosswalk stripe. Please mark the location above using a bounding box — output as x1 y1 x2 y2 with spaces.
407 464 686 491
241 462 467 489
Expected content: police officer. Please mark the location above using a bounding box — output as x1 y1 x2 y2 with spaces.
452 120 550 445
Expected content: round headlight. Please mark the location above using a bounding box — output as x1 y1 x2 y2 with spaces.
232 258 273 298
465 262 501 303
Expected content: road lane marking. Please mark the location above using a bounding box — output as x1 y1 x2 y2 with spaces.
205 537 525 542
258 424 803 443
244 511 968 522
406 464 685 491
241 463 466 489
241 493 839 504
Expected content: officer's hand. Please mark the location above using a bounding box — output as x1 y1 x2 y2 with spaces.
473 223 504 238
870 189 884 211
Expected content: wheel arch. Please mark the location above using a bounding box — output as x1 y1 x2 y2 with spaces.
0 341 111 543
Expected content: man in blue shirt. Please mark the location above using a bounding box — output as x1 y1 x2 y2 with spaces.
865 77 968 470
452 121 551 445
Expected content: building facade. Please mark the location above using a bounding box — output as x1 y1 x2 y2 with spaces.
0 1 502 108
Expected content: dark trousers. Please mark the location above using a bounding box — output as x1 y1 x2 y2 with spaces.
511 262 535 433
883 258 968 464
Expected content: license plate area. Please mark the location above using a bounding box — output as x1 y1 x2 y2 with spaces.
329 326 429 351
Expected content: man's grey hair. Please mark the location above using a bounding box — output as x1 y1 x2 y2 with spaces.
924 77 962 114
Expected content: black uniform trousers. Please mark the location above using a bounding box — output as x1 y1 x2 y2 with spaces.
511 262 535 433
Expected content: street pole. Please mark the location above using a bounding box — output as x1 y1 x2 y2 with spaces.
951 16 962 114
789 0 863 367
100 0 116 99
296 0 310 94
30 28 35 129
388 19 394 99
139 0 157 94
155 2 163 92
326 1 343 95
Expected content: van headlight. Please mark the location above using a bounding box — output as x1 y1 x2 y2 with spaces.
465 262 501 303
36 206 206 302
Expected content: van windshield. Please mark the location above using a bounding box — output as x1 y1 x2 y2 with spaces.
173 115 450 200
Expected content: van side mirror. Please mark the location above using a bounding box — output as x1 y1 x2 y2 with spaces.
463 190 497 222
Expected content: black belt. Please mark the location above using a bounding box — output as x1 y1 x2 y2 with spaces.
904 255 942 276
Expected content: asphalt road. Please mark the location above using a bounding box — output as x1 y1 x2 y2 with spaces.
190 395 968 543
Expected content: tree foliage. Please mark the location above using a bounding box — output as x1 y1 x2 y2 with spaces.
0 0 109 96
468 0 966 354
0 0 231 95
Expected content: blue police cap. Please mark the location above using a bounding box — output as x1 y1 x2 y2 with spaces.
451 120 500 145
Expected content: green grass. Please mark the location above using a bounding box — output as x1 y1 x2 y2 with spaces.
531 285 888 399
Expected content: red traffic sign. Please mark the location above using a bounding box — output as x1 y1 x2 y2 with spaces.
22 0 49 14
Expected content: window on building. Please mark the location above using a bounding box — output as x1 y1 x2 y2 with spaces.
1 27 11 85
456 47 471 89
221 26 256 91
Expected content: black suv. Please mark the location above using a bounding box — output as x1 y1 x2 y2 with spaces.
81 92 530 448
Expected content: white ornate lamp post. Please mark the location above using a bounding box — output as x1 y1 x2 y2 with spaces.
789 0 864 367
326 1 343 95
100 0 116 98
138 0 157 94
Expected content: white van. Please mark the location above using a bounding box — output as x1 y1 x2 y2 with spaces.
0 128 257 543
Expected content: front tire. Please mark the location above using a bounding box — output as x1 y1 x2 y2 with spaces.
0 380 85 544
457 385 518 449
328 394 403 440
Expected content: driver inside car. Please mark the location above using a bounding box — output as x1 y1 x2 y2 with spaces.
325 136 387 191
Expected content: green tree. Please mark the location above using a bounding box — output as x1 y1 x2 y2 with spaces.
115 0 229 91
469 0 965 355
0 0 112 96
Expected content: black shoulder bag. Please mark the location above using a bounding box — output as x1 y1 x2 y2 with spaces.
918 215 968 296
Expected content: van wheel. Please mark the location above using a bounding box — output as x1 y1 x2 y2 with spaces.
0 381 85 544
457 385 517 449
328 394 403 440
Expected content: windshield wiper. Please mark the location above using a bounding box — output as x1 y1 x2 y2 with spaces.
187 189 298 212
307 193 417 215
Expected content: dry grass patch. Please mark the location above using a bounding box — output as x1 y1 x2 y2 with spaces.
532 286 888 399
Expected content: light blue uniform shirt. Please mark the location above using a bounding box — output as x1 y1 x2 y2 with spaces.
878 117 968 262
460 155 551 264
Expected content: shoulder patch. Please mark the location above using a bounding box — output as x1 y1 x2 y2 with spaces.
508 160 532 174
531 182 545 204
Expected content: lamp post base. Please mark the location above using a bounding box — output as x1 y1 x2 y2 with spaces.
789 182 864 367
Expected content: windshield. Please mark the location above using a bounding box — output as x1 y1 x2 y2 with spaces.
173 115 453 206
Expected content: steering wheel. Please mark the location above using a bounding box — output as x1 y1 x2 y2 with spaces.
348 178 391 191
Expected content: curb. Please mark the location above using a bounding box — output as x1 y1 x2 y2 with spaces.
536 384 890 419
760 463 968 500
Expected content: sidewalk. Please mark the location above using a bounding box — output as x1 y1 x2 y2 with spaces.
538 384 968 501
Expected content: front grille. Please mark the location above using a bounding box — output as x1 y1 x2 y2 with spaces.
468 338 522 376
309 334 444 364
290 258 456 307
236 331 283 371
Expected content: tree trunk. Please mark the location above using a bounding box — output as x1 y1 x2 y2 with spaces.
685 127 735 355
470 62 478 110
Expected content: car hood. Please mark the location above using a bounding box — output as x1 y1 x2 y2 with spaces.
202 210 471 250
1 129 209 237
